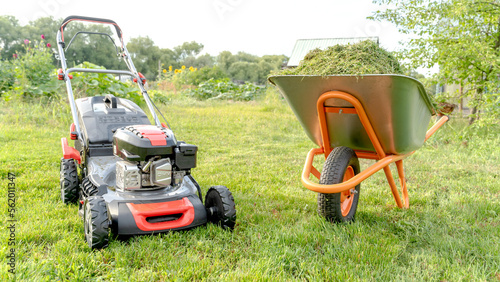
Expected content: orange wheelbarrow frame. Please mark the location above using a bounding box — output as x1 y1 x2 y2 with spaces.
301 91 449 209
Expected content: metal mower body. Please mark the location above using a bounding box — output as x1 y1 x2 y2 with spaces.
57 16 235 249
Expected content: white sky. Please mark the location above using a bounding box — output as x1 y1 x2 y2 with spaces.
2 0 408 56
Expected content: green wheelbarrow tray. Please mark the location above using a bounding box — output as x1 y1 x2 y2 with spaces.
268 75 436 155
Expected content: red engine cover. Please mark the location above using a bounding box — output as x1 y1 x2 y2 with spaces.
132 125 167 146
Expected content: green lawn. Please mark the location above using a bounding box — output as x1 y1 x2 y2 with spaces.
1 94 499 281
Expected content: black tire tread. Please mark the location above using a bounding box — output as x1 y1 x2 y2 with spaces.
60 158 79 204
205 186 236 230
317 146 360 223
82 177 98 198
85 196 109 249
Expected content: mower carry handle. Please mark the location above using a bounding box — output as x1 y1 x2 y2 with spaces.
59 15 123 42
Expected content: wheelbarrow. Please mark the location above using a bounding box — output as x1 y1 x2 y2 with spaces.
268 75 448 223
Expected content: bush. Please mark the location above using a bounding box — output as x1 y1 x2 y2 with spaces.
0 59 15 96
69 62 143 105
158 65 228 91
2 38 60 100
180 65 228 86
185 78 265 101
147 89 170 104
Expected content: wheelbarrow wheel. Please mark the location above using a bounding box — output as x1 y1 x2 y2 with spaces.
317 146 360 223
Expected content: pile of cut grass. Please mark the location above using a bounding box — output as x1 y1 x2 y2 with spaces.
281 40 403 75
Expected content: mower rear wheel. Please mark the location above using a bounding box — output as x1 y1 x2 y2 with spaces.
317 146 361 223
79 177 98 218
205 186 236 230
60 158 79 204
84 196 110 249
82 177 98 198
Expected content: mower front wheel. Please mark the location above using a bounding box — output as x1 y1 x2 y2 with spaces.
205 186 236 230
84 195 110 249
60 158 79 204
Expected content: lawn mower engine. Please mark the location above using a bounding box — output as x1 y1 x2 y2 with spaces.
113 125 197 191
97 125 212 237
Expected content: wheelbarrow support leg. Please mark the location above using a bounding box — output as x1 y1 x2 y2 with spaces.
383 160 409 209
383 166 403 208
396 160 409 208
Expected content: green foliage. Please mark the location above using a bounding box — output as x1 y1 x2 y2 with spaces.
0 15 25 59
174 65 228 87
69 62 143 105
147 89 170 104
372 0 500 125
126 36 172 80
0 58 15 95
217 51 287 84
182 53 215 69
173 41 204 61
0 15 124 69
280 40 403 76
1 38 60 100
185 78 265 101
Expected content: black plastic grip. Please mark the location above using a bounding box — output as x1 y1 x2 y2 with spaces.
60 15 122 40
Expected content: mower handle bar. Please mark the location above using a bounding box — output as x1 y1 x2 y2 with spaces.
59 15 123 43
56 16 162 140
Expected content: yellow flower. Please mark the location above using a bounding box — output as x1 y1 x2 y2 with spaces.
181 65 186 70
194 68 197 71
162 69 167 73
189 66 194 72
169 66 172 71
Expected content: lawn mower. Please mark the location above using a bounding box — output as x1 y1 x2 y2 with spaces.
57 16 236 249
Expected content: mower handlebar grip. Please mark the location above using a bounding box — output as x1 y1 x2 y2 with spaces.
60 15 122 40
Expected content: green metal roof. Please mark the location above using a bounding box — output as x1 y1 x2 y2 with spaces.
287 37 379 67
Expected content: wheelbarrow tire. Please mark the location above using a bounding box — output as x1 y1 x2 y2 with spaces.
318 146 360 223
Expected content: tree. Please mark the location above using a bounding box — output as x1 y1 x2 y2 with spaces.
174 41 204 61
0 16 24 59
126 36 162 79
372 0 500 125
217 51 236 73
228 61 260 82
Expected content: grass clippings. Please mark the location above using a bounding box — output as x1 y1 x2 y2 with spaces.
281 40 404 76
